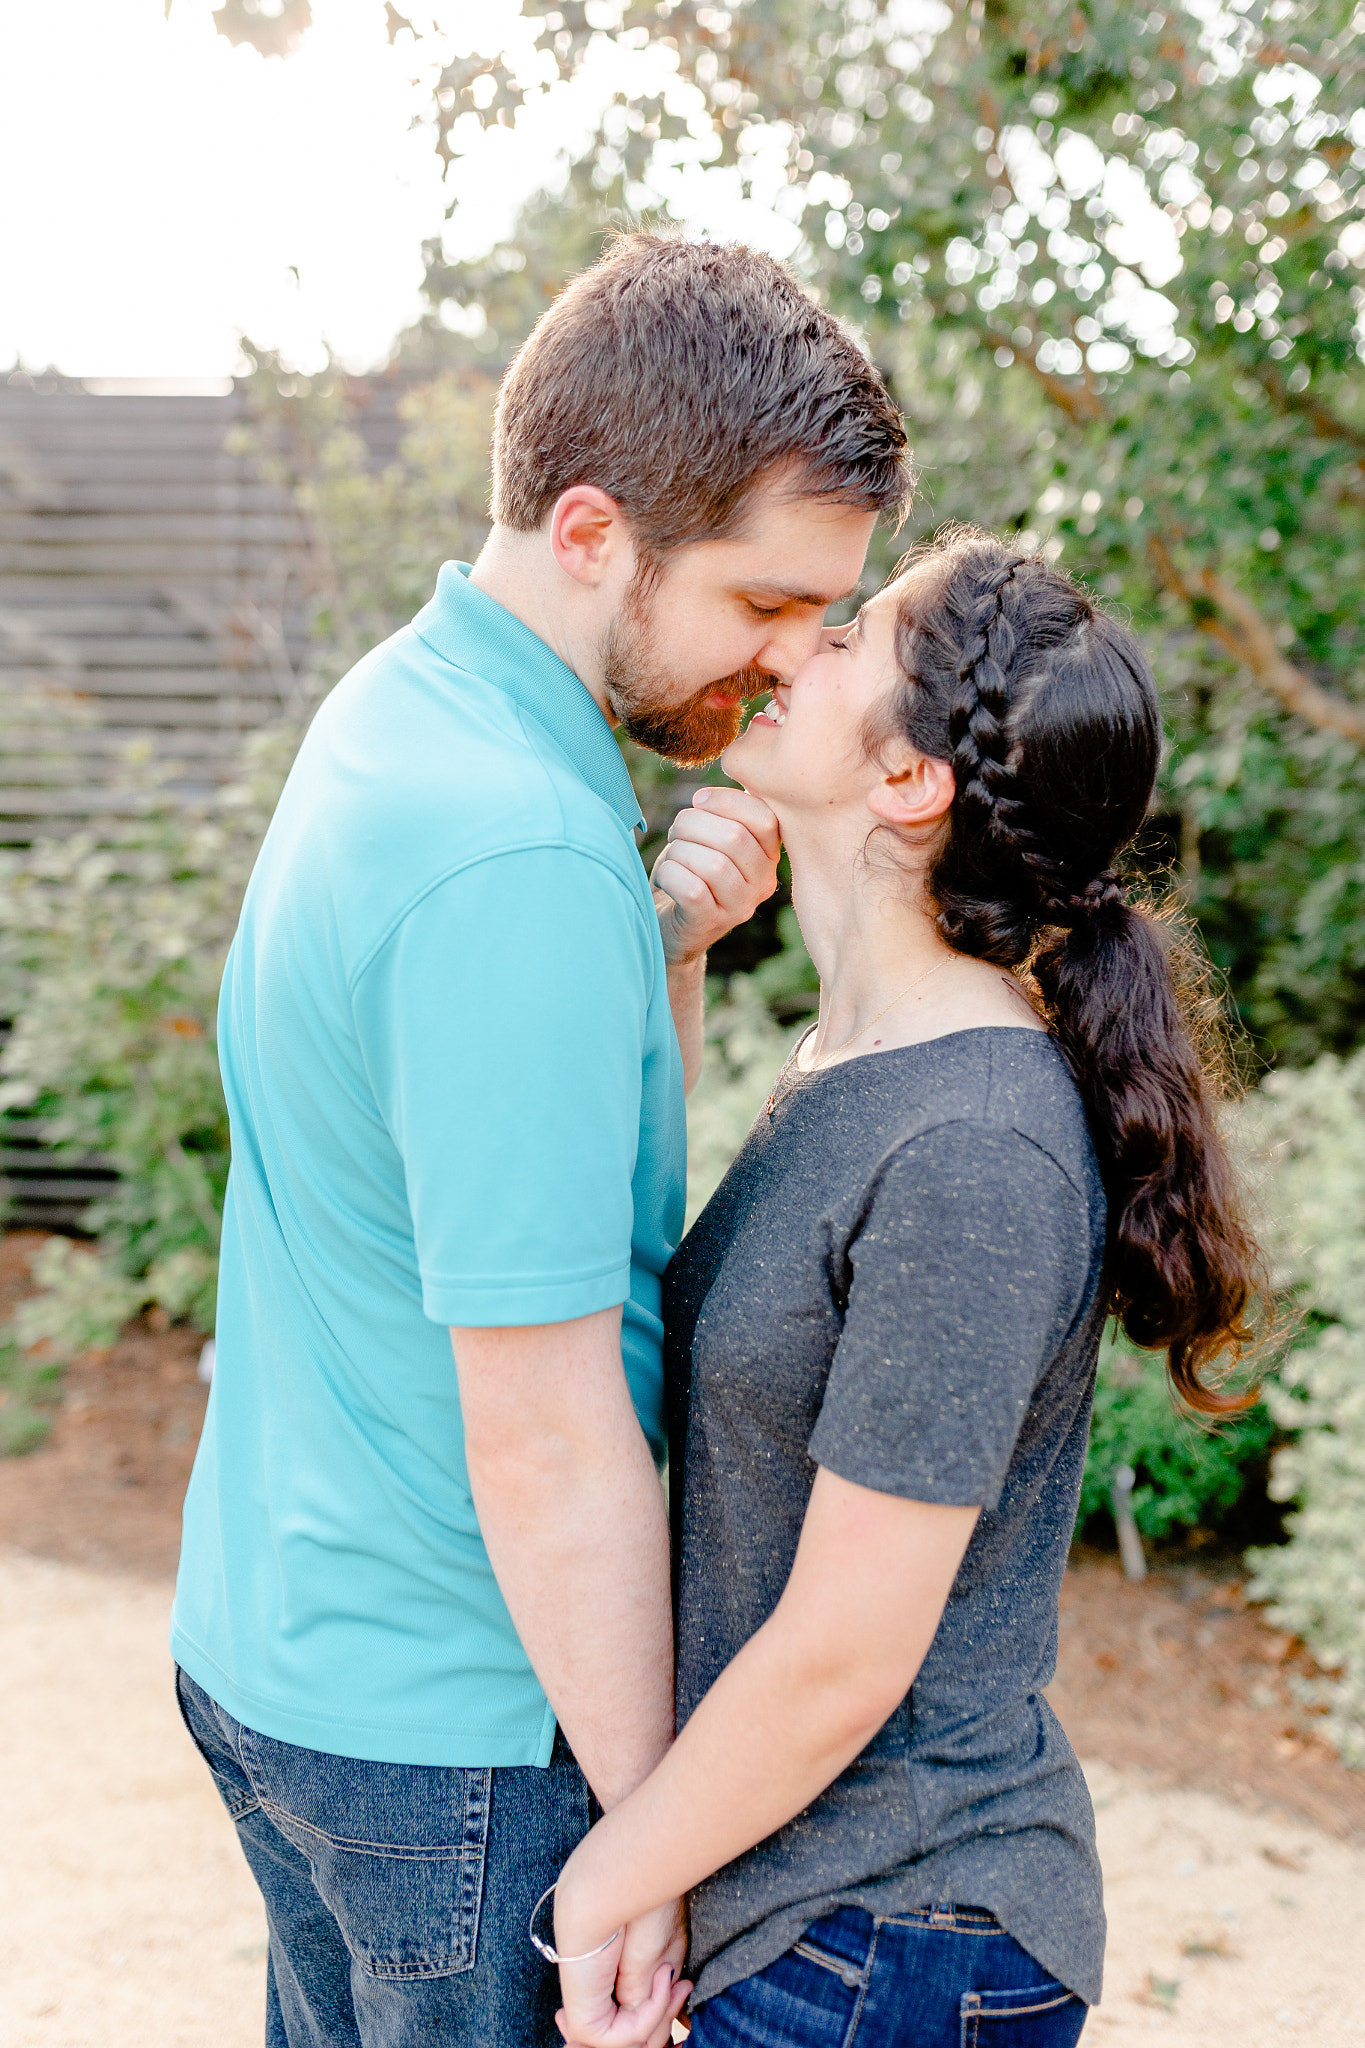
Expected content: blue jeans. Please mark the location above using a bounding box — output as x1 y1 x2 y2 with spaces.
176 1668 587 2047
689 1906 1087 2048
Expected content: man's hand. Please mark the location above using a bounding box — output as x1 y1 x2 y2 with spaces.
652 786 781 969
613 1896 688 2029
553 1889 689 2048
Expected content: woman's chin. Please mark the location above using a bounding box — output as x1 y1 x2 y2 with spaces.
721 722 775 788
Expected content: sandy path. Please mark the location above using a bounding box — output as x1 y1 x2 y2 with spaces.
1 1549 265 2048
2 1548 1362 2048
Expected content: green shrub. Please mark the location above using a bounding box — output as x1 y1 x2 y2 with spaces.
746 905 819 1018
685 976 803 1227
12 1237 145 1363
1243 1051 1365 1767
0 1326 63 1456
1079 1329 1276 1543
0 724 298 1367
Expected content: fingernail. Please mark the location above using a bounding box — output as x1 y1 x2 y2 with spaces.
694 788 711 805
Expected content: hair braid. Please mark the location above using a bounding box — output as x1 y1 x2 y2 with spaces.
947 554 1021 836
933 555 1058 961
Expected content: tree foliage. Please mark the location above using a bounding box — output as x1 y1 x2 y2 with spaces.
207 0 313 59
436 0 1365 1060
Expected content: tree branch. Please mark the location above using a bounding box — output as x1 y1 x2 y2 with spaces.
1004 329 1107 425
1256 364 1365 461
1148 535 1365 748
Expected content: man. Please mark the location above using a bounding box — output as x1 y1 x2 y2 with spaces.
171 231 909 2048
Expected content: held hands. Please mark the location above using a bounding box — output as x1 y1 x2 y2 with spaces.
554 1890 690 2048
652 787 781 969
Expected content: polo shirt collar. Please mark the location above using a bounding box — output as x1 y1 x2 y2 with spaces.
413 561 646 833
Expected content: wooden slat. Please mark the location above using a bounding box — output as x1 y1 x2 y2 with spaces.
3 672 289 700
0 722 270 757
0 392 239 415
0 456 255 485
0 513 306 543
0 636 283 668
0 574 286 600
0 418 244 447
0 603 285 633
0 785 168 814
0 483 295 515
46 696 282 727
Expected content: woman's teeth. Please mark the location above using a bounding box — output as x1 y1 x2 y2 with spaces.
768 702 787 726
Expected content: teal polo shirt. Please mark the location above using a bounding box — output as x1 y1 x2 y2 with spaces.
171 563 686 1766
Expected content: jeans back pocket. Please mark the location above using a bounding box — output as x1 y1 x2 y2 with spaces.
242 1730 492 1981
960 1979 1086 2046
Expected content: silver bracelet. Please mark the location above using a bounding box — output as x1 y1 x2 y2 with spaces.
528 1881 624 1965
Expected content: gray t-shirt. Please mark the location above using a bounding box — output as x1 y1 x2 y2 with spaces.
665 1027 1108 2007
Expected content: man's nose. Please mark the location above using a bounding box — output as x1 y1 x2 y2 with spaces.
754 613 825 683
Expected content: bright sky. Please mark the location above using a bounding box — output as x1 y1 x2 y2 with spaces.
0 0 800 383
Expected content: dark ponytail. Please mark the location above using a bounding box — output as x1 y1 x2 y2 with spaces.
878 527 1267 1411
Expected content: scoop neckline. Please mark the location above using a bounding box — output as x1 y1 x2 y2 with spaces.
788 1019 1053 1082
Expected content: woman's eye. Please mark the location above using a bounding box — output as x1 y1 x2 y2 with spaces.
828 634 851 650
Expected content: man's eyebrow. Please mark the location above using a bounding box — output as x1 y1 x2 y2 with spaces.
741 578 862 606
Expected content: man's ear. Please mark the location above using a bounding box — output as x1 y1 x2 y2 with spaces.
865 752 956 831
548 485 632 589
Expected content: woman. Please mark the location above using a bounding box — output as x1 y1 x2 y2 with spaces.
543 529 1266 2047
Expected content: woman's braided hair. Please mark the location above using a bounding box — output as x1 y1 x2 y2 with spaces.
874 527 1267 1411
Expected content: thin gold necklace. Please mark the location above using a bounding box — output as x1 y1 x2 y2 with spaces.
765 955 952 1118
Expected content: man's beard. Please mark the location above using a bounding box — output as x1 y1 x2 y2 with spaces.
600 576 767 769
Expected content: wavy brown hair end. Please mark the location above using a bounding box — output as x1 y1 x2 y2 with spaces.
873 527 1269 1413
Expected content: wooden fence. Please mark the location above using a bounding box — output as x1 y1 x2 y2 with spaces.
0 379 360 1225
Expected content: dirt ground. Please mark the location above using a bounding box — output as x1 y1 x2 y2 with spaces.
2 1230 1364 2045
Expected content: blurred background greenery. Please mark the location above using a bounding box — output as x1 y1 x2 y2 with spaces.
1 0 1363 1759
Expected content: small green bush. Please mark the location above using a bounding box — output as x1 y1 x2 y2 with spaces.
0 723 298 1382
1079 1329 1276 1543
685 976 803 1227
1243 1051 1365 1767
0 1327 63 1456
12 1237 145 1361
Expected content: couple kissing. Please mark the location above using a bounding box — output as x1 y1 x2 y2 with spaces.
172 232 1265 2048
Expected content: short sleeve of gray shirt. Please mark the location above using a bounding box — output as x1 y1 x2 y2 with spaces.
809 1122 1092 1511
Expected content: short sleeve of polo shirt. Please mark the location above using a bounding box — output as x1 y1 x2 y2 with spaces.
807 1121 1091 1510
351 844 655 1329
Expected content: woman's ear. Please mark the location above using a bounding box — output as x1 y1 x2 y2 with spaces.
866 751 956 832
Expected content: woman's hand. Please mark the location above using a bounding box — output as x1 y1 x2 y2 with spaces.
553 1861 690 2047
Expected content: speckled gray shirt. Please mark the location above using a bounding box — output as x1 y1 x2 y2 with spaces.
665 1027 1108 2008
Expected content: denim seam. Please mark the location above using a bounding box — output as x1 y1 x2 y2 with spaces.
843 1919 879 2047
792 1941 861 1987
961 1986 1078 2032
255 1798 484 1861
884 1922 1003 1939
173 1669 260 1822
353 1956 474 1983
877 1911 1003 1937
457 1768 491 1968
993 1991 1075 2015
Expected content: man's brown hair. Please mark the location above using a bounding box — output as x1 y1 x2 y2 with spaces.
490 231 911 553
